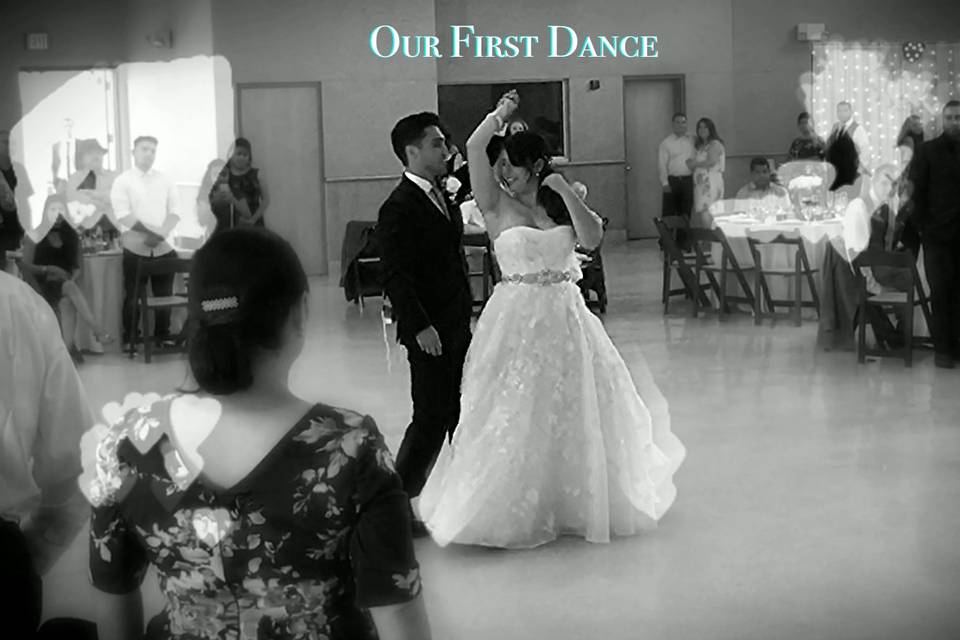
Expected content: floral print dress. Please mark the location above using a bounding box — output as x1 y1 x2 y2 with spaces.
87 397 420 640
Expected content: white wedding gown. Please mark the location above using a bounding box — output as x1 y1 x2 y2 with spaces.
419 225 685 548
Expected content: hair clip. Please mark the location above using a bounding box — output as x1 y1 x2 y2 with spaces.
200 296 239 313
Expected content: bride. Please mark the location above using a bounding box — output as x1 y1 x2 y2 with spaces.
419 91 685 548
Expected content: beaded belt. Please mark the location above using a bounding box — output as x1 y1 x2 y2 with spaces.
501 269 573 286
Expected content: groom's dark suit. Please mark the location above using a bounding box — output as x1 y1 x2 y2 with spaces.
378 173 473 498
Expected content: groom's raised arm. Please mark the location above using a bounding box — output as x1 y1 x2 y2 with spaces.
378 199 432 337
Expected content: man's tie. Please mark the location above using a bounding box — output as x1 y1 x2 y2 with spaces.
430 185 450 220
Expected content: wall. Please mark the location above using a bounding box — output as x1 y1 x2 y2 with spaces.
435 0 736 235
212 0 439 271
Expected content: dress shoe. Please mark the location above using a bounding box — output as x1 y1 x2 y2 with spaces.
410 518 430 539
934 353 955 369
68 345 85 364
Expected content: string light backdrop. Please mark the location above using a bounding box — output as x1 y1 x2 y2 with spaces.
811 40 960 168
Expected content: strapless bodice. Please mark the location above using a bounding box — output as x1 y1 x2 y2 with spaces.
492 225 581 281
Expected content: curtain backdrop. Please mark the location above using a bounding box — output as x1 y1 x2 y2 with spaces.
812 41 960 168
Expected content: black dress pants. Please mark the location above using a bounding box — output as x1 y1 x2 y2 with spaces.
395 327 471 499
923 239 960 356
665 175 694 249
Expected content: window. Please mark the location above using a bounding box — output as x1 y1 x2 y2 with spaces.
438 80 567 157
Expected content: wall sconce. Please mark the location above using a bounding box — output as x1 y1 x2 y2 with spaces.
146 29 173 48
588 79 600 91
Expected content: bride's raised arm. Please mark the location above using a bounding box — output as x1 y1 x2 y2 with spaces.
466 91 517 215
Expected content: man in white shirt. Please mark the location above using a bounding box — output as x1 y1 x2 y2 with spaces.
825 101 871 190
110 135 180 348
0 270 95 636
736 157 792 211
658 113 696 246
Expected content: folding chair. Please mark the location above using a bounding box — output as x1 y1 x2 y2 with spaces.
130 256 191 363
853 250 932 367
746 233 820 327
686 227 756 319
654 217 714 316
463 232 496 315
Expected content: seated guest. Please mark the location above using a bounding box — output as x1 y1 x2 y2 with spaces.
821 164 911 348
20 195 114 363
1 269 97 639
786 112 826 161
894 116 924 257
736 157 792 211
86 228 431 640
65 138 117 233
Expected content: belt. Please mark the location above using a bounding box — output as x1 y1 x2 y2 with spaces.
501 269 573 286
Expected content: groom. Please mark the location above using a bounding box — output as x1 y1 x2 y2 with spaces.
378 112 473 535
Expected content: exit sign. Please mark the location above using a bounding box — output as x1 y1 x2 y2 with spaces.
26 33 49 50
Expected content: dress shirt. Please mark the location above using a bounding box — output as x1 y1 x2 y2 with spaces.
404 171 448 218
658 134 695 186
735 181 792 211
0 271 94 522
110 167 180 257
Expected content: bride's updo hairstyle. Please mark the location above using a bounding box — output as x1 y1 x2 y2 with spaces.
502 131 572 226
187 227 308 395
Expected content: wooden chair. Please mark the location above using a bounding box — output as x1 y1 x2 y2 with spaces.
746 233 820 327
463 233 496 315
130 256 191 363
852 250 933 367
654 217 714 316
576 216 610 314
685 227 756 319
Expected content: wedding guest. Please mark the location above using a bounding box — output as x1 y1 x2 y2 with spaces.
736 157 792 210
209 137 270 233
0 129 26 252
825 101 871 190
506 116 528 136
85 228 431 640
689 117 726 228
786 112 826 161
894 115 925 256
19 195 114 363
0 269 97 639
910 100 960 368
110 135 181 349
65 138 117 233
658 113 695 246
196 158 226 239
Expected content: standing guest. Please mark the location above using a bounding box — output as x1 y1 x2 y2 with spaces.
786 112 826 161
658 113 696 247
209 137 270 233
825 101 871 190
688 117 726 228
20 195 114 363
110 135 181 350
377 113 473 536
65 137 117 234
0 269 97 639
85 228 431 640
893 115 925 256
910 100 960 369
196 158 226 239
0 129 26 252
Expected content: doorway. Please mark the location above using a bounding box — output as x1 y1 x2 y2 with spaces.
623 76 684 239
237 83 326 275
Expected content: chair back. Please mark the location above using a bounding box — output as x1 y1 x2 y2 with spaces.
852 250 915 271
654 217 687 261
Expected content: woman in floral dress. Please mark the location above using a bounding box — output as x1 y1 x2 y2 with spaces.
688 117 726 228
83 228 430 640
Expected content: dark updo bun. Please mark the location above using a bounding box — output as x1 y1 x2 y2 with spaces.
187 227 308 395
502 131 572 226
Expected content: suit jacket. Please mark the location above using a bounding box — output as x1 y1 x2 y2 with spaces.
377 175 472 346
909 134 960 243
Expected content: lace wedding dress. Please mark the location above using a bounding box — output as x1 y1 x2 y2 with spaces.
419 225 685 548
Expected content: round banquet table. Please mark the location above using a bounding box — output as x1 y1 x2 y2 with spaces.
712 214 929 337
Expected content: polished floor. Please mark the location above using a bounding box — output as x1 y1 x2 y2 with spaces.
46 239 960 640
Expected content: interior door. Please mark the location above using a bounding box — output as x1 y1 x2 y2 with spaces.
238 84 326 275
624 78 682 239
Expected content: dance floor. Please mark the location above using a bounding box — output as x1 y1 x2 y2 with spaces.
49 239 960 640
